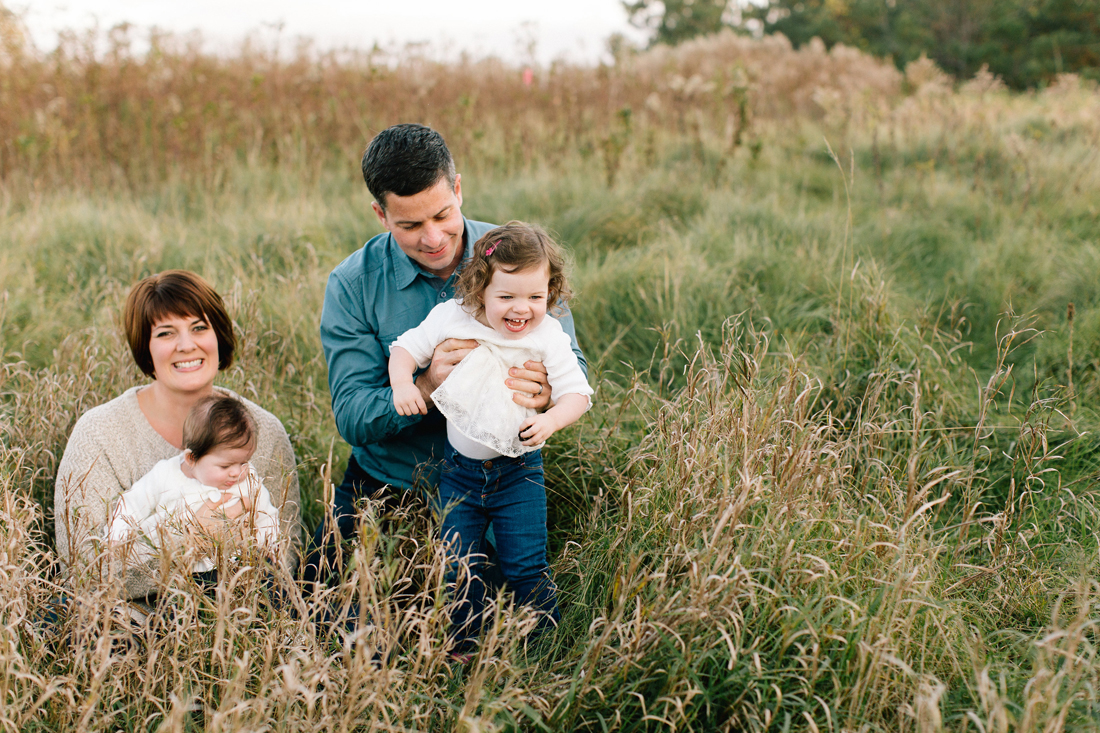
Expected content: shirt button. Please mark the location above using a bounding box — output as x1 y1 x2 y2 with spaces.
482 461 493 470
439 290 447 298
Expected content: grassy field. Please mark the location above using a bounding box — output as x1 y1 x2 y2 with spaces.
3 18 1100 732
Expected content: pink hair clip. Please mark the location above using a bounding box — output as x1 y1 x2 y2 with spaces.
485 239 501 257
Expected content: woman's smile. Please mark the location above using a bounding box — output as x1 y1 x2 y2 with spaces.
173 358 205 370
148 313 220 391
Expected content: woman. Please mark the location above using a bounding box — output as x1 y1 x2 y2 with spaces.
54 270 301 600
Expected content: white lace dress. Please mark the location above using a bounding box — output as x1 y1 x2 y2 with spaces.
390 300 593 457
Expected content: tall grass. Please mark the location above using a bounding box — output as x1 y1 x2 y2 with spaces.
3 13 1100 731
0 13 899 195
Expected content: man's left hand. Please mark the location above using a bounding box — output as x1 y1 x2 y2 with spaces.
508 360 551 411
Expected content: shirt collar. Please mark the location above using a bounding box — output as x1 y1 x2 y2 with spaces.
391 217 474 290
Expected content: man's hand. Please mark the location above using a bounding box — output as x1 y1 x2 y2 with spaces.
393 382 428 416
416 338 480 406
508 360 552 411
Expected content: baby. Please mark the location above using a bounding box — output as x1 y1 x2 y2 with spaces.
106 393 279 573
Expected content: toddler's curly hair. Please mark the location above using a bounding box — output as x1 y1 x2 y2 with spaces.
455 221 573 319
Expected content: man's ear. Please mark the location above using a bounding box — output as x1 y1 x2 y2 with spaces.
371 200 387 227
453 173 462 207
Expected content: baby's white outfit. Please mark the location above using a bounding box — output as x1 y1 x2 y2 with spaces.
391 299 593 458
105 453 279 573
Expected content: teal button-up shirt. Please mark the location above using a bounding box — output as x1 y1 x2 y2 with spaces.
320 217 587 490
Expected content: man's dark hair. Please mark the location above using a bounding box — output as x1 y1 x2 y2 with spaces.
362 124 456 210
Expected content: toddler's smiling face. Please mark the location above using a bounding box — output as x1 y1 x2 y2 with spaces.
479 263 550 340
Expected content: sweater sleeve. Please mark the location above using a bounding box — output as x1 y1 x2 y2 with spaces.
246 407 302 563
54 412 158 599
247 466 281 549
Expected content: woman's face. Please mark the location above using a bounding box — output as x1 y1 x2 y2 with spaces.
148 313 220 393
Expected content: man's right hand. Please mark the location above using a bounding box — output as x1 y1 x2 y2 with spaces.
415 338 479 407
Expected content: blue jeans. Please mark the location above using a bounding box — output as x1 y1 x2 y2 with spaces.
302 455 393 591
438 442 560 648
303 455 504 598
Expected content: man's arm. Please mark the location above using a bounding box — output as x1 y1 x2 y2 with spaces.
320 269 422 448
557 308 588 377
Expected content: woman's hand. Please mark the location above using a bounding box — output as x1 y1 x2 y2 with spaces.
194 494 246 525
508 360 552 411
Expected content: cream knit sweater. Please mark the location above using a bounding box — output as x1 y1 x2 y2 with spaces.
54 385 301 599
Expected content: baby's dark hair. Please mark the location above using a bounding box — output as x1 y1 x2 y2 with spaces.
455 221 573 320
182 394 257 460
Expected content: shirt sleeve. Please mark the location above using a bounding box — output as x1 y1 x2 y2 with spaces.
106 468 161 542
320 267 423 449
540 319 595 405
391 301 456 367
552 305 588 379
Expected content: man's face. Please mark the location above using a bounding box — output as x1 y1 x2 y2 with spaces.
373 175 465 279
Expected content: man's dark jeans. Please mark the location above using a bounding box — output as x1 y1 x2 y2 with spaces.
437 442 560 648
302 455 391 590
302 455 503 596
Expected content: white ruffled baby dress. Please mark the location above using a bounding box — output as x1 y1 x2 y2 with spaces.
390 300 593 458
433 338 546 456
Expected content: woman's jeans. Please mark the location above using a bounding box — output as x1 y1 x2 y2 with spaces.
438 442 560 647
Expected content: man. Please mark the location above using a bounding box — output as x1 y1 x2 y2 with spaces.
306 123 586 585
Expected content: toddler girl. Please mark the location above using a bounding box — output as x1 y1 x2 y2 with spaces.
106 393 279 574
389 221 593 650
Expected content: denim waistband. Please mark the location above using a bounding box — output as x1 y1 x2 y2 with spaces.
444 441 541 470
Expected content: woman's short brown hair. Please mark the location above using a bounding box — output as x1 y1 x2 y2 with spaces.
455 221 573 320
124 270 236 378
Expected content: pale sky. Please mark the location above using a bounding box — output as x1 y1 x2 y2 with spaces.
17 0 651 65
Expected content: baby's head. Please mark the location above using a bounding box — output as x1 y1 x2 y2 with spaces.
455 221 573 340
181 394 257 490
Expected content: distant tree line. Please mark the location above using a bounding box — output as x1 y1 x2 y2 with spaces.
623 0 1100 88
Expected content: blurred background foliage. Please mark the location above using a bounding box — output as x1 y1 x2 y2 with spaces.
623 0 1100 89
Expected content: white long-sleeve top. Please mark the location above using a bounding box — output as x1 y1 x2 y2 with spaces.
105 453 279 573
391 299 593 458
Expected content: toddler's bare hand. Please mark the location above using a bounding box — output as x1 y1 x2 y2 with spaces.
519 413 559 446
393 383 427 416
